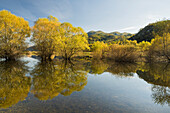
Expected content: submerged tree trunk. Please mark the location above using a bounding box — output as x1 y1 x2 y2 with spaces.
41 54 53 62
5 56 16 61
48 54 52 61
64 57 71 61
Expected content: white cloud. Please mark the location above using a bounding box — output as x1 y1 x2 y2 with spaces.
0 0 72 22
118 26 137 31
15 8 37 21
0 0 37 21
29 0 72 20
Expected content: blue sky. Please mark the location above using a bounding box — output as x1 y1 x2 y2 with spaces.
0 0 169 33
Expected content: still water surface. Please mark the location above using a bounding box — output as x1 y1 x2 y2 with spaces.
0 57 169 113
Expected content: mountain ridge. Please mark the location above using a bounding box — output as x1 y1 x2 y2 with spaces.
129 20 170 42
87 30 133 44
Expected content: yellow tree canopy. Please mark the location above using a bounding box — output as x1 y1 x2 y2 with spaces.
91 41 108 52
32 16 61 60
148 33 170 61
91 41 108 59
59 22 89 59
0 10 30 60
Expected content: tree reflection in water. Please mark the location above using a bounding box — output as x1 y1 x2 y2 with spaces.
31 60 88 100
90 60 109 74
0 58 169 109
0 61 31 109
90 60 170 106
107 62 138 77
90 60 137 77
151 85 170 106
137 63 170 106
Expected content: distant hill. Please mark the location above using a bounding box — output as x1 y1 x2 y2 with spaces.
129 20 170 42
87 31 133 44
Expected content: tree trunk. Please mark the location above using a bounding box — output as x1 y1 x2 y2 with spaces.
48 55 52 61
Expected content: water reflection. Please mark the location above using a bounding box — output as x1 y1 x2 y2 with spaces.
107 62 138 77
137 63 170 87
0 61 31 109
91 60 109 74
90 60 137 77
137 63 170 106
0 58 169 110
31 60 88 100
151 85 170 106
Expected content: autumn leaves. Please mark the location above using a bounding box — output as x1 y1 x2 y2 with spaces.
0 10 30 60
0 10 89 61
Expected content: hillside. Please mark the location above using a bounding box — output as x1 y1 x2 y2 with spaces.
129 20 170 42
87 31 133 44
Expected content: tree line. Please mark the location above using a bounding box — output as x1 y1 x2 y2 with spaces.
0 10 89 61
92 34 170 63
0 10 170 62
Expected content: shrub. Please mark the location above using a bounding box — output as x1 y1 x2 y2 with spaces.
107 44 139 62
91 41 108 59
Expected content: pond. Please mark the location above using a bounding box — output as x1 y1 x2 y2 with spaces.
0 57 169 113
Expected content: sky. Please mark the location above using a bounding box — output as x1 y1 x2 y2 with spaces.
0 0 169 33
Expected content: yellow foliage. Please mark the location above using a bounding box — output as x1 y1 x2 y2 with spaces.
146 33 170 62
115 40 137 46
59 22 89 59
32 16 61 60
0 10 30 60
138 41 151 51
91 41 108 59
108 44 139 62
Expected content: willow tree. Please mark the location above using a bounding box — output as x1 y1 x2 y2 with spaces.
59 22 89 60
0 10 30 60
32 16 61 61
147 33 170 62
